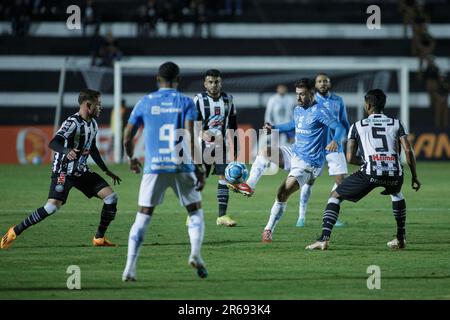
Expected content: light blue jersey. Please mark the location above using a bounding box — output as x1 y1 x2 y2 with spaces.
273 101 345 168
314 92 350 153
128 88 197 174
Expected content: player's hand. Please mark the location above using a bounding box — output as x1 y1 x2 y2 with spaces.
411 176 421 191
129 158 142 174
326 140 338 152
263 122 273 135
105 170 122 185
202 130 213 142
66 149 80 161
194 164 206 191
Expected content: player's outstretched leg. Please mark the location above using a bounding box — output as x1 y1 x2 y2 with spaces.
93 192 118 247
122 211 152 281
296 184 312 227
187 208 207 278
216 179 236 227
1 202 59 249
387 193 406 249
306 197 341 250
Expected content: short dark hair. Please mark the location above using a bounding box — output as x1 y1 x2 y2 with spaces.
315 73 330 80
78 88 101 105
295 78 314 91
364 89 386 111
158 61 180 81
205 69 222 78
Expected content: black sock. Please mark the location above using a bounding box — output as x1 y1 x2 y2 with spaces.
217 182 229 217
14 207 51 236
320 202 341 241
95 203 117 239
392 199 406 241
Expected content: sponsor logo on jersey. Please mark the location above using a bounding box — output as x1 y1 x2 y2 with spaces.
371 154 397 161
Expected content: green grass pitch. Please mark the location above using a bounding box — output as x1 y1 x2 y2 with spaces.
0 162 449 300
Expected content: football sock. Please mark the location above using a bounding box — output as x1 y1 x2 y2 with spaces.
320 198 341 241
392 199 406 241
299 184 312 220
124 212 151 275
247 155 270 189
187 209 205 258
14 203 58 236
95 192 118 239
217 180 229 217
264 201 287 231
331 183 338 192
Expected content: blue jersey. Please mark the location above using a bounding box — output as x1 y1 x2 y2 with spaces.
128 88 198 174
314 92 350 153
273 101 344 168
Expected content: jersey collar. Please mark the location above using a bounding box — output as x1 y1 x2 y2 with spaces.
368 113 386 118
315 92 331 101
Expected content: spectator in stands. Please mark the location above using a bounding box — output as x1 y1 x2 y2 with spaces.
83 0 101 37
162 0 183 37
225 0 242 16
411 9 435 75
398 0 416 38
99 32 123 67
191 0 211 38
137 0 160 37
11 0 31 36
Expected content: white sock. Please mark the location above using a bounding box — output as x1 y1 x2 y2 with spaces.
264 201 287 231
247 155 270 189
188 209 205 259
299 184 312 220
123 212 151 276
331 183 338 192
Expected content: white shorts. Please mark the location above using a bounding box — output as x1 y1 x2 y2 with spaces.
138 172 201 207
280 145 294 171
288 156 323 186
326 152 348 176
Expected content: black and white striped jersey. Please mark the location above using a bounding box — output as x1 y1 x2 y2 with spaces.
193 92 237 135
52 113 98 176
349 114 407 177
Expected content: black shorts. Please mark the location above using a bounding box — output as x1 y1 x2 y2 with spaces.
48 171 110 205
336 170 403 203
203 143 228 177
204 163 227 177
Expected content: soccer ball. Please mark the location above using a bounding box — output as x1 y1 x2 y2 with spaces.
225 161 248 184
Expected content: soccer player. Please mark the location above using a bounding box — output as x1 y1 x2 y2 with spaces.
122 62 208 281
306 89 421 250
1 89 122 249
194 69 239 227
295 73 350 227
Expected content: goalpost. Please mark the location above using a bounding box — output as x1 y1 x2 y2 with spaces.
113 57 409 164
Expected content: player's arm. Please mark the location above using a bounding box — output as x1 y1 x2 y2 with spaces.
400 135 421 191
49 120 79 160
123 123 142 174
346 138 363 166
325 121 345 152
186 118 206 191
339 98 351 134
269 119 295 133
186 97 206 191
90 138 121 185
